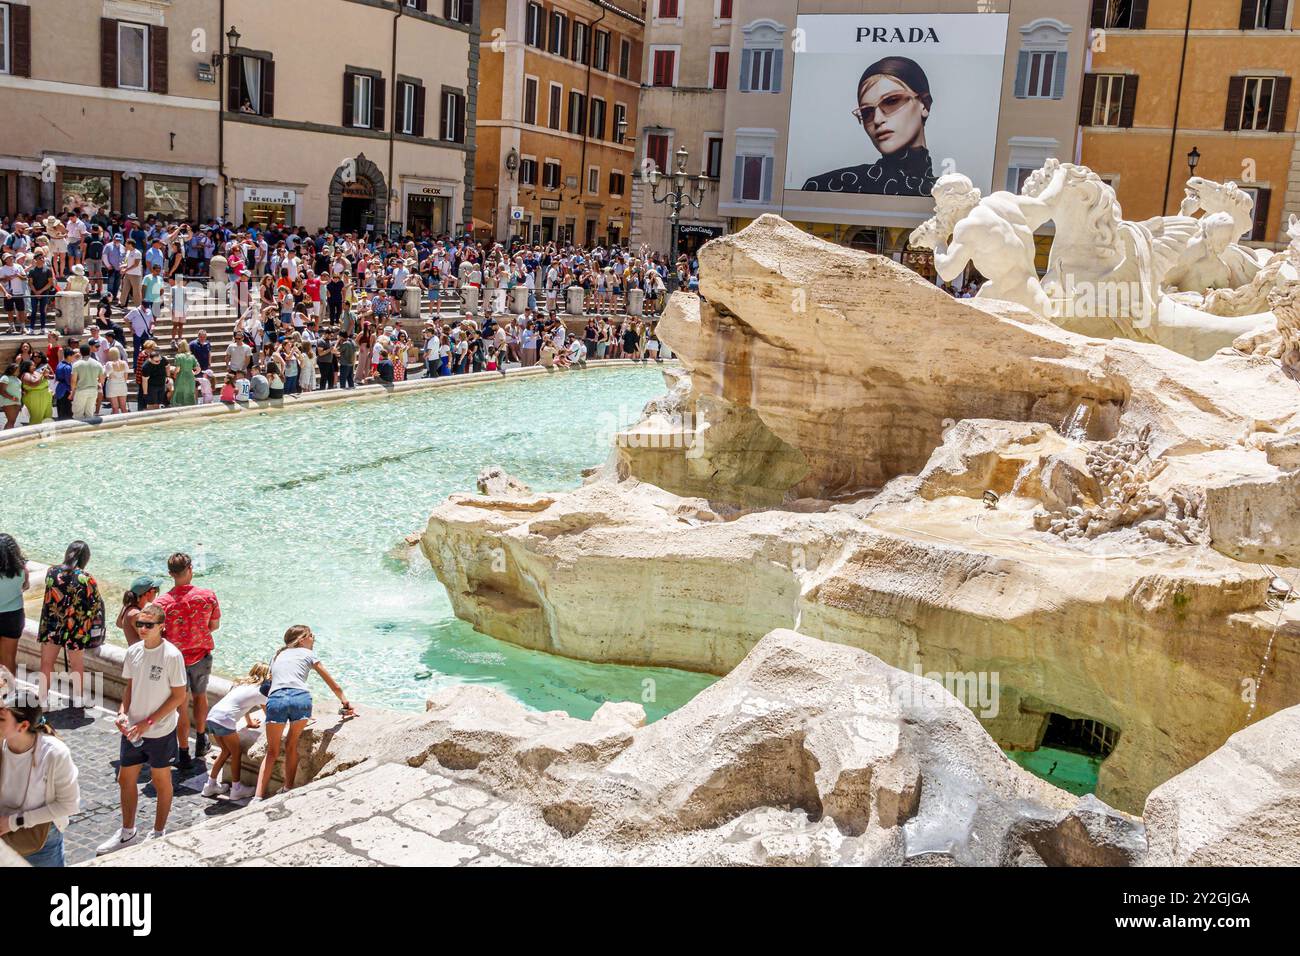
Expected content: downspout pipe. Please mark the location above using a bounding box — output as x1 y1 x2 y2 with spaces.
579 6 607 243
1162 0 1193 215
388 3 402 234
218 0 227 220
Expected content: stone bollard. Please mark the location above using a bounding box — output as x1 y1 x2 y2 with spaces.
57 290 86 335
208 254 228 285
627 288 645 317
461 285 480 316
566 286 586 316
510 285 528 314
403 285 422 319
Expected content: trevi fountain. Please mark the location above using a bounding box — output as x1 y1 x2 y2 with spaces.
95 163 1299 867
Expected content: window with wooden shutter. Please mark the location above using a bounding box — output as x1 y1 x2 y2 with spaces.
149 24 167 94
343 72 356 127
1247 187 1270 241
526 3 544 47
711 50 729 90
1224 75 1246 130
116 21 148 91
1240 0 1288 30
523 76 538 125
1235 76 1277 130
101 18 118 87
1268 76 1290 132
372 76 386 131
415 84 426 136
548 83 562 130
8 3 31 78
1117 73 1138 127
652 48 675 87
1095 0 1148 28
1078 73 1099 124
262 59 275 117
646 133 669 176
440 90 465 142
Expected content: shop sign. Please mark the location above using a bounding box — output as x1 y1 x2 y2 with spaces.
245 187 296 205
678 224 723 238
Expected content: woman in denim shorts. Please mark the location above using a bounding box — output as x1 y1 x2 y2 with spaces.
253 625 353 802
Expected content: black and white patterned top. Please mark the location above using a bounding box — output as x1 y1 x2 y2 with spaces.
801 147 938 198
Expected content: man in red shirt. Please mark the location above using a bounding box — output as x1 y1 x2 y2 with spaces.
153 552 221 771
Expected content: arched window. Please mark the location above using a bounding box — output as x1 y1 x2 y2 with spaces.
1014 19 1071 100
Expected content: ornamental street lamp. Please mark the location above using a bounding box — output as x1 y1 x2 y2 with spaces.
649 145 707 288
1187 146 1200 178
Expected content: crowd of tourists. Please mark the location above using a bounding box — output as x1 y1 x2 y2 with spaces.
1 210 688 429
0 533 353 866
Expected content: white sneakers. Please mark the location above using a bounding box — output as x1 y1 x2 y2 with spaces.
201 777 231 798
229 781 256 801
95 827 140 856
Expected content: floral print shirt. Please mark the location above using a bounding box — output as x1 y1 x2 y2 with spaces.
38 565 106 649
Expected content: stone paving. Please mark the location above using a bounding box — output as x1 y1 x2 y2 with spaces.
44 701 244 865
87 760 524 867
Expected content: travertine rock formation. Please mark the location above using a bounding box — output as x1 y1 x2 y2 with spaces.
1142 703 1300 866
476 466 533 498
94 631 1150 867
421 215 1300 815
1032 427 1207 545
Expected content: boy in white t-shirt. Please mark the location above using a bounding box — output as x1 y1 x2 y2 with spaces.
97 603 186 855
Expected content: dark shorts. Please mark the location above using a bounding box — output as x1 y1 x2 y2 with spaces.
5 297 25 312
145 384 168 406
265 688 312 724
119 732 178 770
0 607 23 638
185 653 212 695
206 719 238 738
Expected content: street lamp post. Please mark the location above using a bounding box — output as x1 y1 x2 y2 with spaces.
648 145 707 289
212 26 241 220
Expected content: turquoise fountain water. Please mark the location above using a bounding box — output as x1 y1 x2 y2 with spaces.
0 368 715 719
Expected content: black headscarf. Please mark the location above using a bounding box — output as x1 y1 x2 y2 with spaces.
857 56 933 112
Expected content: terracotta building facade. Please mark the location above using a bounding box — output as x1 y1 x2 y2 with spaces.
474 0 643 245
1079 0 1299 248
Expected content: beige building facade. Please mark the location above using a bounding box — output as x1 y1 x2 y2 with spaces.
0 0 221 221
630 0 733 254
221 0 477 235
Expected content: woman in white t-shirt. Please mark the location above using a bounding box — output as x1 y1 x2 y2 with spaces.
201 662 269 801
253 625 352 802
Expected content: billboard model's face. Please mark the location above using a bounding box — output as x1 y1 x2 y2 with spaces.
858 75 928 158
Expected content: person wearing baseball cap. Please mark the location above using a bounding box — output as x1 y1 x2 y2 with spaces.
116 577 162 647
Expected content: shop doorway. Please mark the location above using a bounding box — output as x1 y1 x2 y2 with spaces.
328 153 386 235
407 194 449 237
340 193 372 234
541 217 556 242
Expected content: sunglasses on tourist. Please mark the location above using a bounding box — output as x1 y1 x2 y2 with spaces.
136 620 162 630
851 92 918 126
